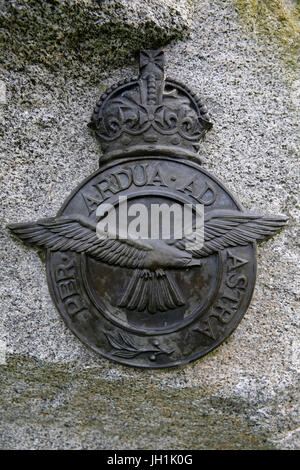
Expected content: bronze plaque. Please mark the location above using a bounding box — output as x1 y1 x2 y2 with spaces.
8 50 288 368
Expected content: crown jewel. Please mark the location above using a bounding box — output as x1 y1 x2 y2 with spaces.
92 50 212 161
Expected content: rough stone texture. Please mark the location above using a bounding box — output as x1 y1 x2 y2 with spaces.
0 0 191 73
0 0 299 450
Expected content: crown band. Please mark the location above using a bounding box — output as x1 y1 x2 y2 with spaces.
91 50 212 161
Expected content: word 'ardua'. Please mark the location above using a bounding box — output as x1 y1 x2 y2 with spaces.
82 163 216 216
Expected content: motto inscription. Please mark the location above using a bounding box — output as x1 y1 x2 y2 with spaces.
8 50 287 368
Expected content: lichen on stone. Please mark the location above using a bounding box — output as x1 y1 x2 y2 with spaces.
0 0 191 74
0 354 279 450
234 0 300 69
1 0 299 451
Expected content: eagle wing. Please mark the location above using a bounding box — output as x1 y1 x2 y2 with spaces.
173 210 288 258
8 215 151 269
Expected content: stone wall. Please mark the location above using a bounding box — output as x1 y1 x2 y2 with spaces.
0 0 299 449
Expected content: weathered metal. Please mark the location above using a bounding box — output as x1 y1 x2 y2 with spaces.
8 50 288 368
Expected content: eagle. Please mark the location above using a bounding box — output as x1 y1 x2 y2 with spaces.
8 210 288 313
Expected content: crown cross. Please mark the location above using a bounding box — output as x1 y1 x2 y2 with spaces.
91 50 212 162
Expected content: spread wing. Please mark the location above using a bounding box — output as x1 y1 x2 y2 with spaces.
173 210 288 258
8 215 151 269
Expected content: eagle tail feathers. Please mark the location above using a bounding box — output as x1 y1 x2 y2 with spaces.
119 269 185 313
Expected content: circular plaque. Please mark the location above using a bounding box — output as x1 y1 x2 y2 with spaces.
9 50 286 369
46 156 256 368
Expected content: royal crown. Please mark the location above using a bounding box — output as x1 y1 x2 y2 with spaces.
91 50 212 161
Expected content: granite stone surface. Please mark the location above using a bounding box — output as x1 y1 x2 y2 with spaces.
0 0 299 449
